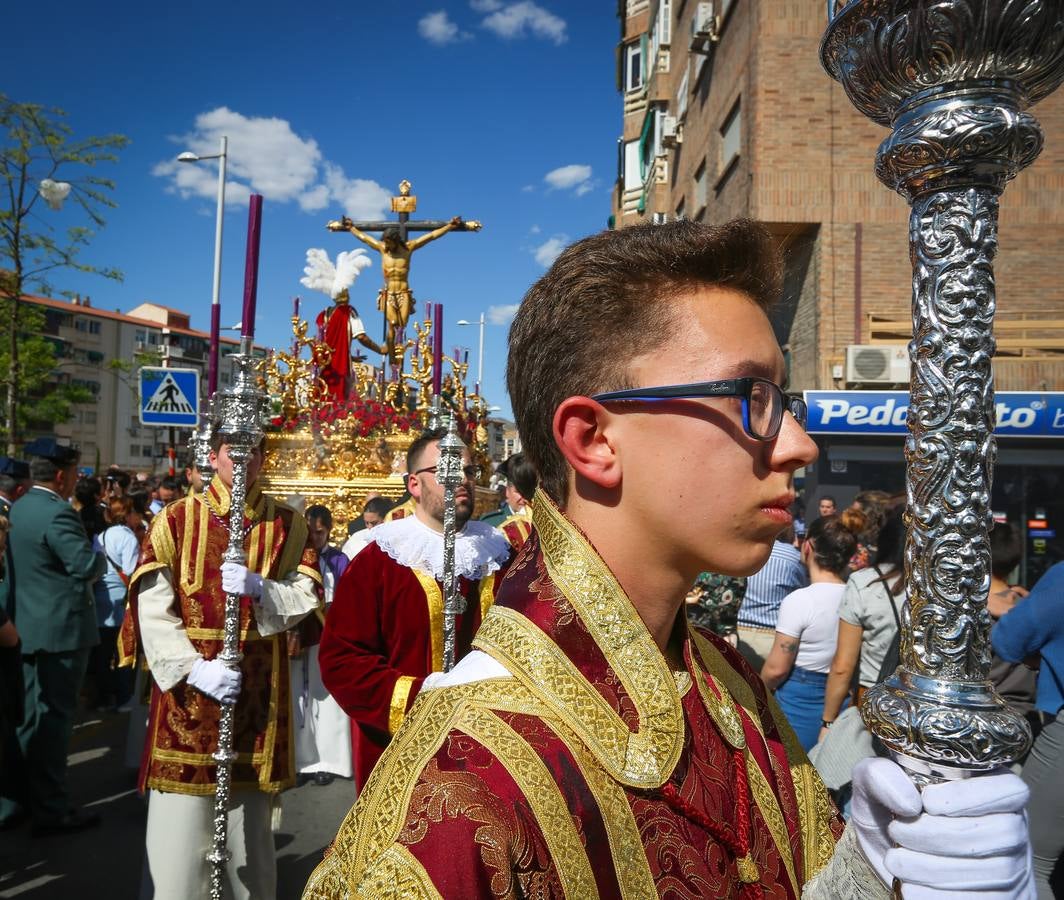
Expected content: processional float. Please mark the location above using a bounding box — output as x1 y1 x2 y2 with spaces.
199 184 489 889
821 1 1064 779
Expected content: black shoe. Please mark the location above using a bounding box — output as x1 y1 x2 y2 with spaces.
312 772 335 786
296 773 314 787
31 809 101 837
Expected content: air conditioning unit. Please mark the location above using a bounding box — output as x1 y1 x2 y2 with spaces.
661 115 680 148
845 345 910 385
690 2 720 52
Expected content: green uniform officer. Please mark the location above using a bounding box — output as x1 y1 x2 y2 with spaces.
0 438 105 835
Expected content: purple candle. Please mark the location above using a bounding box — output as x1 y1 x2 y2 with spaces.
432 303 443 395
241 194 263 339
292 296 300 318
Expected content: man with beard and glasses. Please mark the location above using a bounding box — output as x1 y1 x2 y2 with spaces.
318 429 512 791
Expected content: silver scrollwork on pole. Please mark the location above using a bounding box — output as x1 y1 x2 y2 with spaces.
205 340 269 898
437 414 466 672
192 401 216 495
822 0 1064 779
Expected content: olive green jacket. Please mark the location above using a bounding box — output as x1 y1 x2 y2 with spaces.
10 486 105 654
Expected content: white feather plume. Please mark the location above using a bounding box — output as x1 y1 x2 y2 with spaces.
300 248 336 296
331 250 373 299
300 248 372 299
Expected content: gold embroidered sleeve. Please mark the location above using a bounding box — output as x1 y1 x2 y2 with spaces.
389 676 417 735
355 845 444 900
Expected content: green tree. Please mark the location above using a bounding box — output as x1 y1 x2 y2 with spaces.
0 94 128 454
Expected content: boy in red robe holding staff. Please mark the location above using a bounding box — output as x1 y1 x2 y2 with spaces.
306 221 1034 899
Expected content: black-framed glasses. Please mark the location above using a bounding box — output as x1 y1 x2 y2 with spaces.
412 464 480 480
590 377 808 441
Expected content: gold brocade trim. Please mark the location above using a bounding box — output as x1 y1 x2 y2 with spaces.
180 495 210 598
356 845 443 900
206 480 266 521
147 511 177 571
478 571 495 620
689 631 800 896
298 563 324 585
261 634 282 789
274 502 310 581
473 491 683 788
185 626 266 641
146 775 291 796
128 560 167 593
458 706 598 899
476 605 678 789
152 748 264 765
412 569 444 673
763 688 839 882
389 676 416 735
551 719 658 899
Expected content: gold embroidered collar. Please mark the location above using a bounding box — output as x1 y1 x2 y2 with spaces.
206 479 266 521
474 489 684 788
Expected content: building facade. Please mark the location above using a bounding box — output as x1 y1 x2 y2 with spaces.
25 293 248 473
611 0 1064 580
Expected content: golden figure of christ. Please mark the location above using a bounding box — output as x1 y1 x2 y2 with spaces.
326 181 481 364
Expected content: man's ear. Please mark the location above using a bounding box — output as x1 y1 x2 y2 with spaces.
553 397 621 491
407 473 422 502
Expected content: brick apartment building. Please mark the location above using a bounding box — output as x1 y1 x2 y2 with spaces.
21 293 251 472
611 0 1064 579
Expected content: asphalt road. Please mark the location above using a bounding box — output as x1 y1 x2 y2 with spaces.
0 707 356 899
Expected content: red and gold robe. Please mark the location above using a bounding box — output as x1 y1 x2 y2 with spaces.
305 495 846 899
124 480 322 796
498 509 533 551
319 518 512 790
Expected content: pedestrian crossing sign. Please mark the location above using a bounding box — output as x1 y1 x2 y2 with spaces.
140 367 200 427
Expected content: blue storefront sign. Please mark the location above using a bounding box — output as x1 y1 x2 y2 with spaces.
804 391 1064 438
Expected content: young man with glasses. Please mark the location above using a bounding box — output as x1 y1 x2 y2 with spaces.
318 429 512 791
307 221 1034 899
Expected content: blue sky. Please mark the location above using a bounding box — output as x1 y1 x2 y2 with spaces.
6 1 621 419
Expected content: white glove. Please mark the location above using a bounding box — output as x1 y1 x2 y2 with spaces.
220 561 263 598
187 658 242 705
851 757 1034 899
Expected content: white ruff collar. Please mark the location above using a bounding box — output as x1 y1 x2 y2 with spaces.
369 515 510 581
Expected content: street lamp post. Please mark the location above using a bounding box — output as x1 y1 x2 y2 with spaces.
457 313 485 394
178 136 228 398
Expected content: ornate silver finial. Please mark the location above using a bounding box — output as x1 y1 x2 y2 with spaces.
207 342 270 899
437 416 466 672
821 0 1064 780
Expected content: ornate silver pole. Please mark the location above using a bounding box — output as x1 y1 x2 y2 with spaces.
205 341 268 898
191 413 215 496
436 415 466 672
822 0 1064 780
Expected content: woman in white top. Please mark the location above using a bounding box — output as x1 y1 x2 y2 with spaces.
761 510 861 750
818 504 907 746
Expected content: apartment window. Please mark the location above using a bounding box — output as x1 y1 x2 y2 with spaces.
135 329 146 342
675 199 686 220
84 411 97 425
75 319 88 332
148 332 158 345
721 100 741 173
89 321 101 335
624 140 642 191
660 0 671 45
675 63 690 122
694 160 708 212
624 39 645 93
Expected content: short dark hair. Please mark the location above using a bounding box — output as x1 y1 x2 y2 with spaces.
504 453 538 501
405 428 448 475
127 487 152 517
74 477 101 507
0 474 17 495
820 495 837 505
208 426 266 455
990 522 1023 579
30 458 61 482
306 504 333 529
363 496 393 519
506 219 782 503
106 469 131 489
159 476 178 492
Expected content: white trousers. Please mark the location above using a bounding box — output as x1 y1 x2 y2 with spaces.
145 789 275 900
291 644 353 778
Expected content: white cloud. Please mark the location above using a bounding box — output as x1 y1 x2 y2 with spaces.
488 303 520 325
543 164 595 196
470 0 502 10
153 107 391 220
521 184 535 193
533 234 568 267
529 224 541 234
418 10 469 45
481 1 567 44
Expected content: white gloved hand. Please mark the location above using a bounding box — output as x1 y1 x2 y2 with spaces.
851 757 1034 899
187 658 242 705
220 561 263 598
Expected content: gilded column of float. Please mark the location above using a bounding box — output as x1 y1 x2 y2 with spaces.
822 0 1064 778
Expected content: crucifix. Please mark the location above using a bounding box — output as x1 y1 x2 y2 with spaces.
327 180 481 366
